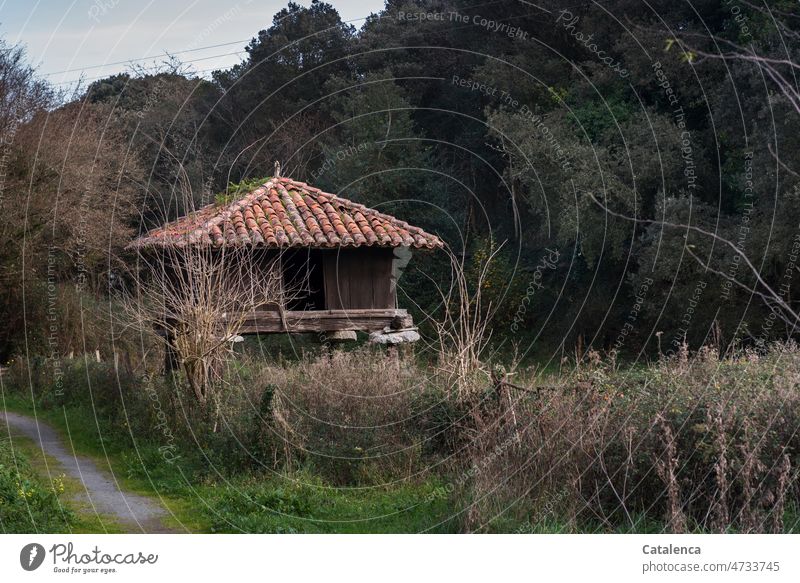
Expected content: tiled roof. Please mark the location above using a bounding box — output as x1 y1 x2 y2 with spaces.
129 177 444 250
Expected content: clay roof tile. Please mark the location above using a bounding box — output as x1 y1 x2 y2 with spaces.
130 176 444 251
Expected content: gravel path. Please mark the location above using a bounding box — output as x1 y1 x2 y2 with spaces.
1 410 180 533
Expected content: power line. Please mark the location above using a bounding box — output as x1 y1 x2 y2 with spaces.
46 5 577 89
44 38 251 77
42 10 384 84
50 50 247 86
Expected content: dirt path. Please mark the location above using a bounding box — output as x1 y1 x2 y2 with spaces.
0 410 180 533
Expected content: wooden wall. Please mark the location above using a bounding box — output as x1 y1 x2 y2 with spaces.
151 247 398 313
322 248 395 310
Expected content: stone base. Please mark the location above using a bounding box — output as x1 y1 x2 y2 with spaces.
369 329 421 344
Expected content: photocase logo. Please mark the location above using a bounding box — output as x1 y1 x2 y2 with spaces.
20 543 46 571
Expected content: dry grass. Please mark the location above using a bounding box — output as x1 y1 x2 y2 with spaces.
8 338 798 532
215 339 800 532
459 345 800 532
233 347 439 484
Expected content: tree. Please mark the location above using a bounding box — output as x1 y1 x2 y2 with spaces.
209 1 355 182
86 71 221 228
0 99 144 358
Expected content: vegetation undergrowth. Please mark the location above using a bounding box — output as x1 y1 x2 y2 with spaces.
2 342 798 533
1 353 459 533
0 432 76 533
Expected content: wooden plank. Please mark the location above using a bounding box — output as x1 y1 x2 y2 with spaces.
244 308 404 317
345 252 372 308
224 309 413 334
322 252 340 309
372 249 394 308
323 252 352 309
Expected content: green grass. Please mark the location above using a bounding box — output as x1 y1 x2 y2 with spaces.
8 353 796 534
1 393 459 533
217 176 271 205
196 475 456 533
0 427 127 533
0 419 127 533
0 432 73 533
2 394 206 532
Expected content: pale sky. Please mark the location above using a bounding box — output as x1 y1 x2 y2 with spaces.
0 0 386 89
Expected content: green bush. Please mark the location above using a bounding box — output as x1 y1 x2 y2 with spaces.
0 438 74 533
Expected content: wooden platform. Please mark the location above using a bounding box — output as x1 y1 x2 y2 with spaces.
225 308 413 335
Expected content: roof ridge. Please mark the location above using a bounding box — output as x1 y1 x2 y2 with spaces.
278 178 427 236
188 180 274 244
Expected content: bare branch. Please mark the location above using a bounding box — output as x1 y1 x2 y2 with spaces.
587 192 800 327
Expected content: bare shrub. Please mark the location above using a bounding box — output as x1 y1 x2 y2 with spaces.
737 416 766 533
124 244 287 409
430 246 503 401
247 347 433 484
654 414 687 533
709 403 731 533
456 345 800 533
409 241 512 530
119 157 319 415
